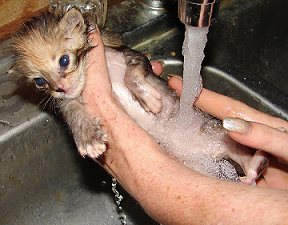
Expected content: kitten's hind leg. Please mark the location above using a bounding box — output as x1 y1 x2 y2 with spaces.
240 150 269 185
60 99 108 159
123 48 162 114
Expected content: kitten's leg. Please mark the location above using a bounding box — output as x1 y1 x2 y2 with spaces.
227 145 269 185
240 150 269 185
123 48 162 114
60 99 108 159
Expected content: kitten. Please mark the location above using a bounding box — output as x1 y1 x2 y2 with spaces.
11 8 269 184
11 8 164 158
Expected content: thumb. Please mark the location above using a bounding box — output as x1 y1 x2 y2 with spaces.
82 30 113 103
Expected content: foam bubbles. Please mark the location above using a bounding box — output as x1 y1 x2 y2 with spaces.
158 26 239 181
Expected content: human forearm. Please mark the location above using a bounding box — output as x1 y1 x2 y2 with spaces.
87 99 288 225
83 32 288 225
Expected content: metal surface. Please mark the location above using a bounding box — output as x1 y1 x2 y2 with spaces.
178 0 220 27
0 0 288 224
140 0 166 9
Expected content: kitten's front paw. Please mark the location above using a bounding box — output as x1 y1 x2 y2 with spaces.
123 48 163 114
78 140 107 159
74 119 109 159
136 83 162 114
61 100 109 159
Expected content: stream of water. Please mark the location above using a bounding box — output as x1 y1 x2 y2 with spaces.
179 26 209 116
160 25 239 180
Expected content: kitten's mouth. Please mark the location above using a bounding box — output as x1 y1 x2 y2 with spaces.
53 76 85 99
53 86 80 99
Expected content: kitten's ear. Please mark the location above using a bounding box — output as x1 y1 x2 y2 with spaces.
60 8 85 32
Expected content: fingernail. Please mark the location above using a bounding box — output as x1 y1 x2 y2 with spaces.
144 53 152 60
151 60 165 68
158 60 165 68
223 117 251 134
167 74 183 80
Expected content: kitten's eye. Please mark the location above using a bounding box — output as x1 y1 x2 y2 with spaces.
34 77 47 87
59 55 70 68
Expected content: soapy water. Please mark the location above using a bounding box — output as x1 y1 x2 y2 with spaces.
159 26 239 181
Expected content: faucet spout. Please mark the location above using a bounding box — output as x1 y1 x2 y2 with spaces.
178 0 220 27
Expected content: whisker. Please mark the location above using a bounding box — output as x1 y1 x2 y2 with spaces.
48 98 53 114
51 98 58 115
42 95 53 111
37 95 50 108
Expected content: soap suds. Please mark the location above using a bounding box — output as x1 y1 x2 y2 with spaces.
159 26 239 181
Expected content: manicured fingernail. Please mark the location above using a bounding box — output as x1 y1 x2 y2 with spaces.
167 74 183 80
223 117 251 134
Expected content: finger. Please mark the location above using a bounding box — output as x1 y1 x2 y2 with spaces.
167 74 288 130
198 90 288 130
168 76 183 95
151 61 164 76
82 31 114 117
84 31 112 99
223 117 288 163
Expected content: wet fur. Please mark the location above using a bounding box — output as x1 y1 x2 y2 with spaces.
12 8 162 157
12 9 111 157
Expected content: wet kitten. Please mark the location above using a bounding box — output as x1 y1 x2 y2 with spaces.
11 8 164 158
12 8 269 184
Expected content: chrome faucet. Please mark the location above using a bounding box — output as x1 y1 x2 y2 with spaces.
178 0 220 27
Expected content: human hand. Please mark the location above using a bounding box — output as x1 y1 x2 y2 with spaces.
79 32 288 224
81 30 167 179
160 69 288 189
82 30 288 189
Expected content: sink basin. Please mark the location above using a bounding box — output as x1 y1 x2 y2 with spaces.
0 0 287 224
131 0 288 119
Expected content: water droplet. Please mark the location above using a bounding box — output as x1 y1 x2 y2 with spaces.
111 177 127 225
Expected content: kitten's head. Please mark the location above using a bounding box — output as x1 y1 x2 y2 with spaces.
12 8 92 99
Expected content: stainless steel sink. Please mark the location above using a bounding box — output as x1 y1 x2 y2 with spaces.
129 0 288 119
0 0 287 224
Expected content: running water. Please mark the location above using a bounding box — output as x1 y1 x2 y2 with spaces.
164 26 209 144
179 26 209 116
172 26 209 136
159 26 239 180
